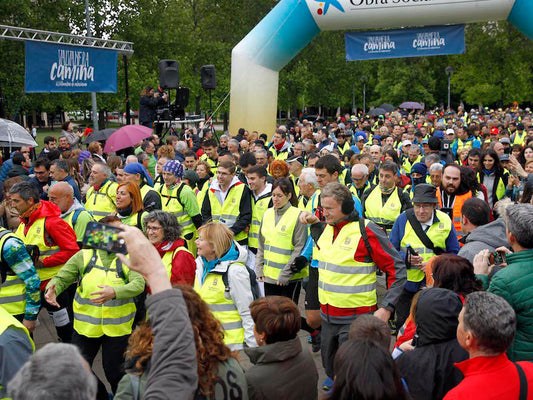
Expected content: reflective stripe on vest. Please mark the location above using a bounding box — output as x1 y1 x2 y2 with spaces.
0 229 26 315
16 218 63 281
400 210 451 283
73 250 136 338
159 183 197 236
315 221 377 308
208 183 248 242
194 265 245 346
249 195 271 249
85 180 118 221
261 206 306 281
365 186 402 227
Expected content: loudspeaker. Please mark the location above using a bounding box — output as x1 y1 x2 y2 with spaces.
159 60 180 89
176 87 190 109
200 65 216 90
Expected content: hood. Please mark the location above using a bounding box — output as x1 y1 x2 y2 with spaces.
23 200 61 226
155 238 187 256
464 218 508 248
210 175 241 193
60 199 83 219
245 337 302 365
415 288 462 347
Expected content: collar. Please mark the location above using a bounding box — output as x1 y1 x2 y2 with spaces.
454 353 510 376
254 183 272 200
60 199 83 218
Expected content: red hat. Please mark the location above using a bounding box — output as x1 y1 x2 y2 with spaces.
490 127 499 135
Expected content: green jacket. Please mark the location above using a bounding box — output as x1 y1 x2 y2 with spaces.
479 249 533 361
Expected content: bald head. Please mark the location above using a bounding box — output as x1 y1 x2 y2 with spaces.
49 182 74 213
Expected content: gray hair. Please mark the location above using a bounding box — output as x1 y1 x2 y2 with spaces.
429 163 443 173
321 182 352 209
125 155 138 165
8 343 97 400
351 164 369 176
175 141 187 153
137 151 148 163
51 159 69 173
220 134 229 140
9 181 40 202
463 291 516 354
425 153 441 166
94 162 112 178
505 203 533 248
299 168 319 188
254 148 267 157
144 210 183 242
229 139 240 147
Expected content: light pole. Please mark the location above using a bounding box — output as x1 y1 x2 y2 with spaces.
361 75 367 114
445 66 453 111
352 82 355 114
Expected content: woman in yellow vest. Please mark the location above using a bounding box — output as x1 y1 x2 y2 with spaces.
145 210 196 287
194 221 257 351
195 160 212 208
44 216 145 398
478 149 508 208
115 181 147 231
256 178 308 302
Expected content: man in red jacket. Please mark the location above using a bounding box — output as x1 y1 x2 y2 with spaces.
445 291 533 400
10 181 79 342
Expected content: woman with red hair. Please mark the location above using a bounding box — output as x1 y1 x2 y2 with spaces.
115 181 146 230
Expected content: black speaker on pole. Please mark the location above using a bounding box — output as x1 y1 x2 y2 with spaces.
159 60 180 89
200 65 216 90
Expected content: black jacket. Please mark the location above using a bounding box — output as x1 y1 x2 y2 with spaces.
396 288 468 400
139 95 165 124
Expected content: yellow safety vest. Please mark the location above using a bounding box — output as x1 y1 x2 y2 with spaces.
402 155 422 175
365 186 402 228
477 172 506 203
400 210 451 283
271 146 290 161
337 141 351 156
315 221 376 308
16 218 63 281
249 194 271 250
512 133 526 146
456 138 473 151
159 183 196 237
119 211 147 231
196 183 209 210
161 246 191 279
0 229 26 316
208 183 248 242
73 250 136 338
63 207 92 231
85 180 118 221
140 184 161 205
200 154 218 175
260 206 306 281
194 263 245 346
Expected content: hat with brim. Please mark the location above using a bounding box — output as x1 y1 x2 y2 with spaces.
412 184 438 204
287 155 305 166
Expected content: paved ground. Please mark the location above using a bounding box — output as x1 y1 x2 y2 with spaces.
34 275 389 396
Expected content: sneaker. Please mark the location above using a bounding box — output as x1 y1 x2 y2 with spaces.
322 376 334 391
310 330 321 353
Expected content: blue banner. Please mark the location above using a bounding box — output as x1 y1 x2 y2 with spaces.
25 42 117 93
345 25 465 61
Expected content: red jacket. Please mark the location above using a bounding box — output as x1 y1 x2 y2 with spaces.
20 201 79 290
444 353 533 400
154 239 195 288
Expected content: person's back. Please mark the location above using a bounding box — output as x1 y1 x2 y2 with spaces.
459 218 507 263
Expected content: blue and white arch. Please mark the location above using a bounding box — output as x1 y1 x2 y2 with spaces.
229 0 533 136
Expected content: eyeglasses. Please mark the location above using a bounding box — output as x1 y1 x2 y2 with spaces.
146 226 163 232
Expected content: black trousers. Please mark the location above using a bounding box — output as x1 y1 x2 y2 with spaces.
395 288 418 332
72 331 129 398
264 280 302 304
40 283 76 343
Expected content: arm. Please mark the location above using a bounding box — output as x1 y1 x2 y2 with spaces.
179 185 201 221
228 265 257 348
0 327 34 397
445 225 460 254
255 218 265 278
46 251 85 295
231 186 252 236
201 190 212 224
389 216 405 259
42 217 79 268
113 269 145 300
2 237 41 321
143 190 162 213
73 211 95 242
170 250 196 286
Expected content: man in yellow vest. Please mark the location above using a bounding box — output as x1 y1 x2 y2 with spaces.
49 182 94 245
390 184 460 328
363 161 412 233
297 168 319 209
269 129 291 161
45 215 145 398
201 160 252 246
349 164 372 202
300 182 406 389
159 160 202 253
200 138 219 175
85 162 119 221
9 181 79 343
512 123 527 146
247 165 272 267
0 227 40 332
123 162 162 212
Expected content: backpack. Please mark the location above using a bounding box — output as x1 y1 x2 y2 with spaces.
221 263 261 300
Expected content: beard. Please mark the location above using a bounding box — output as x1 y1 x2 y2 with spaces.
444 184 457 194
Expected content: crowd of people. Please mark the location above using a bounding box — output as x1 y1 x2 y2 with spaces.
1 104 533 400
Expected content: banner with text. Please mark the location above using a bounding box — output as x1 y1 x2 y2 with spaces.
345 25 465 61
25 42 117 93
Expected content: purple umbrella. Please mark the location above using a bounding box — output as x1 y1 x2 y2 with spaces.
399 101 424 110
103 125 153 153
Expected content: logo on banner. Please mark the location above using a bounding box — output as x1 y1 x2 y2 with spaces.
49 48 95 88
364 35 396 53
314 0 345 15
412 31 446 50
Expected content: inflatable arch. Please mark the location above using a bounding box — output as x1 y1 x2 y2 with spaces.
229 0 533 136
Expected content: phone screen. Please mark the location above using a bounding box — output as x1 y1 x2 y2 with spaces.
82 222 127 254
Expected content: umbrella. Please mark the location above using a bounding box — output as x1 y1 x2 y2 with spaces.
368 107 387 116
103 125 152 153
378 103 395 113
83 128 117 144
0 118 38 148
399 101 424 110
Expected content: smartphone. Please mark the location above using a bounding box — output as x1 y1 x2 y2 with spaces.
82 222 127 254
490 251 507 266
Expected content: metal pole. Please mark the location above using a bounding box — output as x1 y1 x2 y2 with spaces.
85 0 98 131
123 54 131 125
352 83 355 114
447 75 451 110
363 82 366 114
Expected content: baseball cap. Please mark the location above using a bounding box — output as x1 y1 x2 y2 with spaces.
402 140 412 146
491 127 499 135
445 128 455 136
357 135 366 142
500 138 511 144
499 154 510 161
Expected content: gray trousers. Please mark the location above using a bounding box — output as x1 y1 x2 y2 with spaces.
321 320 352 379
